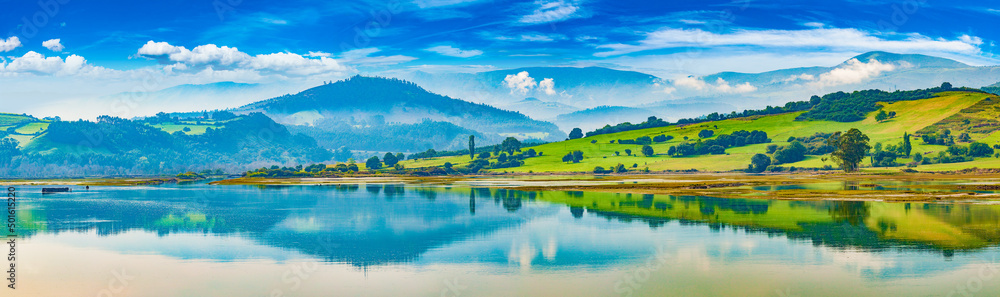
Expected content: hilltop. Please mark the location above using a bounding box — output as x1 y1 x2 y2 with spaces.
236 76 566 146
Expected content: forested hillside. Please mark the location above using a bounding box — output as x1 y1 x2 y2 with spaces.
1 113 331 177
238 76 566 142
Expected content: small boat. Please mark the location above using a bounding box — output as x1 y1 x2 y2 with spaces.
42 187 71 194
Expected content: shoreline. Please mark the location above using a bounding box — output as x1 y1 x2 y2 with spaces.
6 172 1000 202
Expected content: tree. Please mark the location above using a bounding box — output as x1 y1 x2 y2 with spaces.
469 135 475 160
396 153 405 162
478 152 491 159
365 156 382 170
614 163 627 173
902 132 912 157
913 152 923 163
969 142 995 157
941 82 953 89
569 128 584 139
624 149 632 156
0 138 20 164
333 146 353 161
383 152 398 166
501 137 522 154
875 110 889 122
829 129 871 172
773 141 807 164
563 151 583 163
707 145 725 155
749 154 771 173
641 145 654 157
698 130 715 138
498 153 508 163
667 146 676 156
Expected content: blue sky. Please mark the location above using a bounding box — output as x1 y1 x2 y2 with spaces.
0 0 997 117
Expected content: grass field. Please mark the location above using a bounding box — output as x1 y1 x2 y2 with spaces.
13 122 50 134
400 91 997 172
151 123 217 135
0 113 34 127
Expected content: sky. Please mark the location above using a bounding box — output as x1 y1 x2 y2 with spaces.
1 0 998 118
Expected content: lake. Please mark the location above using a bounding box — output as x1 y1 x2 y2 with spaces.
7 182 1000 296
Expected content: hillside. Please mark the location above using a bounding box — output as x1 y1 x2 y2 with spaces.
237 76 566 143
401 90 1000 172
984 81 1000 95
2 113 331 177
555 106 657 132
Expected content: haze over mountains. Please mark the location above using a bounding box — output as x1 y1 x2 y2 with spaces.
48 51 1000 153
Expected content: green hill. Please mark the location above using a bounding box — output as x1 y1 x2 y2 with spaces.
402 90 1000 172
4 113 331 177
237 75 566 142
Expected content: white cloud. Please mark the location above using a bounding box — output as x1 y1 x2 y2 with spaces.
519 34 566 42
1 36 22 52
674 76 707 90
959 34 983 45
480 32 567 43
337 47 417 67
137 40 357 76
539 78 556 95
305 51 332 58
0 51 108 76
424 45 483 58
672 76 756 94
712 78 757 93
413 0 484 8
595 27 983 57
782 73 816 83
248 52 346 76
808 58 897 87
679 19 707 25
42 39 65 52
503 71 537 95
519 0 582 24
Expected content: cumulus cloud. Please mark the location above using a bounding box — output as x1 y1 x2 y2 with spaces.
424 45 483 58
673 76 756 94
808 58 897 87
539 78 556 95
519 0 582 24
713 78 757 93
674 76 708 90
137 40 352 76
1 36 22 52
0 51 108 76
595 27 983 57
503 71 537 95
42 39 65 52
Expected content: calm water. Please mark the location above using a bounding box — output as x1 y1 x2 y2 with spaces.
7 182 1000 296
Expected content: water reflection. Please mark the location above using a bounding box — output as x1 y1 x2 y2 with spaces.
11 182 1000 267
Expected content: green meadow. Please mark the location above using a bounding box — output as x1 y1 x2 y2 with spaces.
401 91 999 173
